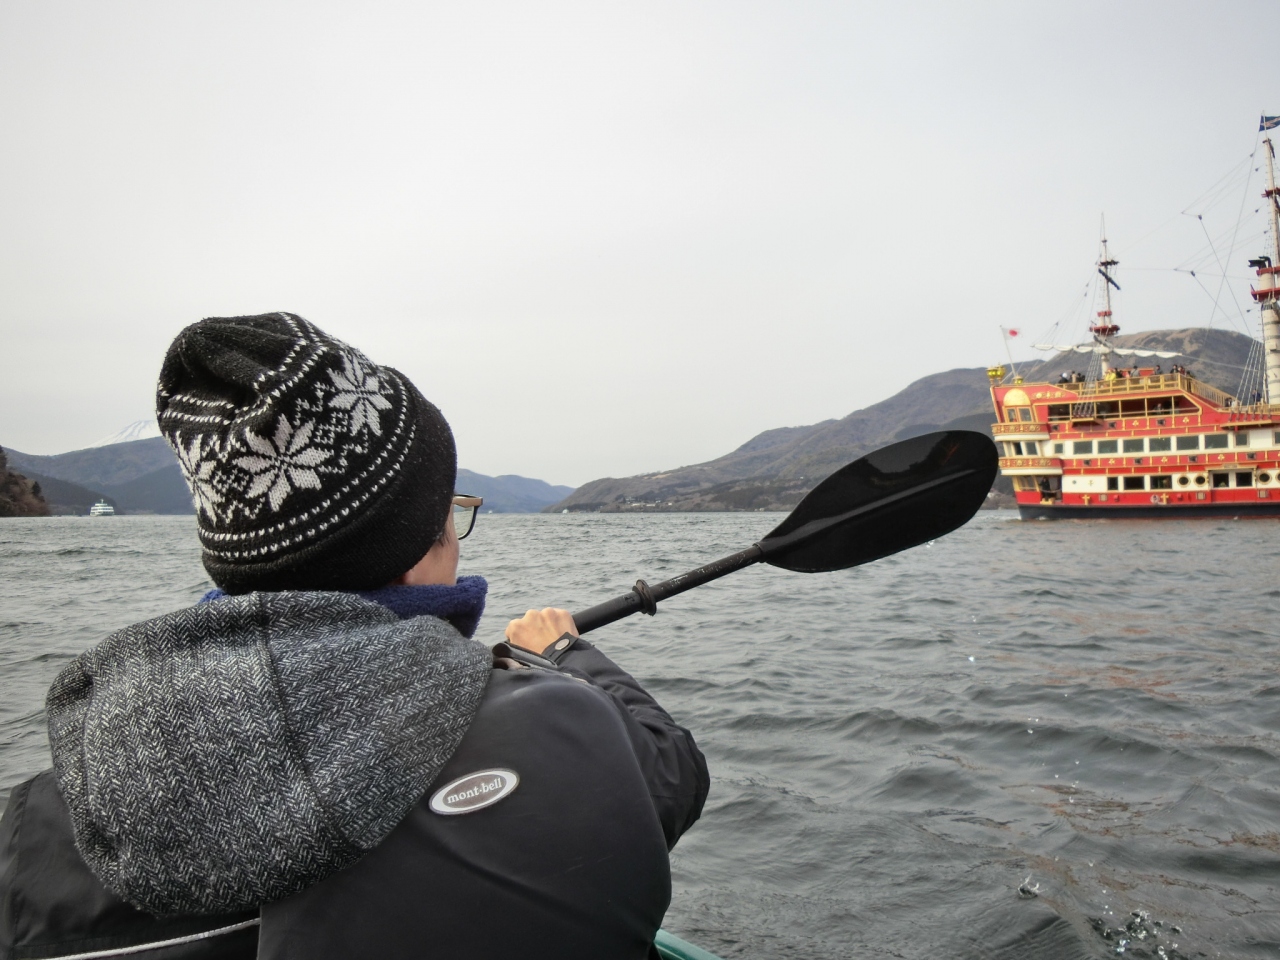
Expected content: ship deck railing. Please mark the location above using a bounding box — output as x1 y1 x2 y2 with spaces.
1053 374 1280 422
1054 373 1232 407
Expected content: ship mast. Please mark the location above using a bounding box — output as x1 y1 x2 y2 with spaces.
1092 229 1121 373
1253 137 1280 404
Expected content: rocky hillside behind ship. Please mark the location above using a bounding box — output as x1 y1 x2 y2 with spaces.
0 446 51 517
551 327 1255 513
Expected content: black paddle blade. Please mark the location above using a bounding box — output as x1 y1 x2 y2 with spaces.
758 430 998 573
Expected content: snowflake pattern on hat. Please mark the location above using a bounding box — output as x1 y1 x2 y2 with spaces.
157 312 456 590
206 347 398 517
235 415 332 512
169 349 398 520
328 353 394 436
174 434 223 522
161 316 411 542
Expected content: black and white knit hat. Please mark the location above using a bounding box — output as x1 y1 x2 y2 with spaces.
157 313 456 593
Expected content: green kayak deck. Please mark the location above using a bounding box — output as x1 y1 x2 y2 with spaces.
654 928 726 960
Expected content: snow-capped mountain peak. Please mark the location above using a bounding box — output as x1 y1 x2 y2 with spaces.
88 419 163 448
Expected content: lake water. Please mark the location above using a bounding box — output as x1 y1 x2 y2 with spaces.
3 512 1280 959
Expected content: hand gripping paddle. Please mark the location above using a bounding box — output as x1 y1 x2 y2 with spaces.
571 430 998 634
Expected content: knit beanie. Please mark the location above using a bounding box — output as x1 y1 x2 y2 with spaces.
156 313 455 593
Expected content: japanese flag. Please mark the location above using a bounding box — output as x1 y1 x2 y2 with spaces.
1003 327 1021 337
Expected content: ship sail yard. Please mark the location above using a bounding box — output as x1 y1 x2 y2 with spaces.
990 121 1280 518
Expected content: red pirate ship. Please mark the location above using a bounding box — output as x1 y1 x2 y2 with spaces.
990 125 1280 519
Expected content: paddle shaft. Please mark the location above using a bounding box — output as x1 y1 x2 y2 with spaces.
569 467 977 635
572 544 764 634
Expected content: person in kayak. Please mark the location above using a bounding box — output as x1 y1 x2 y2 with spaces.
0 313 709 960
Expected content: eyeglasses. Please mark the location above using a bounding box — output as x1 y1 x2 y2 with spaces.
452 494 483 540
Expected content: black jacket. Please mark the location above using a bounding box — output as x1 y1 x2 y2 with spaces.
0 637 709 960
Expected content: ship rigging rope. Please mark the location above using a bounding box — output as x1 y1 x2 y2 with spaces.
1021 137 1269 382
1174 223 1267 274
1111 154 1257 260
1182 265 1253 338
1180 152 1257 222
1188 129 1263 339
1194 213 1254 335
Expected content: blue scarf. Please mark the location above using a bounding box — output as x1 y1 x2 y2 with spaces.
200 575 489 639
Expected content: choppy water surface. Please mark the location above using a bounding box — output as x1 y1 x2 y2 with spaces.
4 513 1280 958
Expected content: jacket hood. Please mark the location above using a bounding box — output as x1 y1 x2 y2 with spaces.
45 591 492 917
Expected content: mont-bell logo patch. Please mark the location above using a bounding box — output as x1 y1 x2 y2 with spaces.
429 769 520 815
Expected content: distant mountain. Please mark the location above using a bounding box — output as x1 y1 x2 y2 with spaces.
100 465 196 515
4 433 574 515
550 327 1256 512
6 436 176 489
454 469 575 513
89 419 162 448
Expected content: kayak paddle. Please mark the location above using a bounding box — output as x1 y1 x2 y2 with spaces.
571 430 998 634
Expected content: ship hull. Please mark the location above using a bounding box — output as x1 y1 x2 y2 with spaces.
1017 502 1280 520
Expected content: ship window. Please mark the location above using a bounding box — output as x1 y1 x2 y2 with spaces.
1053 442 1063 454
1204 434 1228 449
1176 436 1199 451
1150 475 1173 490
1120 399 1146 415
1148 437 1172 452
1072 440 1093 455
1107 476 1119 490
1212 472 1230 488
1274 430 1280 445
1097 401 1120 417
1122 476 1145 491
1194 474 1207 485
1177 475 1190 486
1122 438 1144 453
1236 472 1253 487
1018 407 1032 422
1009 442 1023 456
1261 472 1272 484
1149 398 1172 414
1097 439 1118 454
1024 441 1038 455
1048 405 1070 421
1235 432 1250 446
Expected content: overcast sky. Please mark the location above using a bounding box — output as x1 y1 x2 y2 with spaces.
1 1 1275 486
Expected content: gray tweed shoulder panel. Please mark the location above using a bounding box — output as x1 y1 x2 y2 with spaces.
46 591 491 917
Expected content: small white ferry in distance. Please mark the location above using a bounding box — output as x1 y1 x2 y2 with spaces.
88 500 115 517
